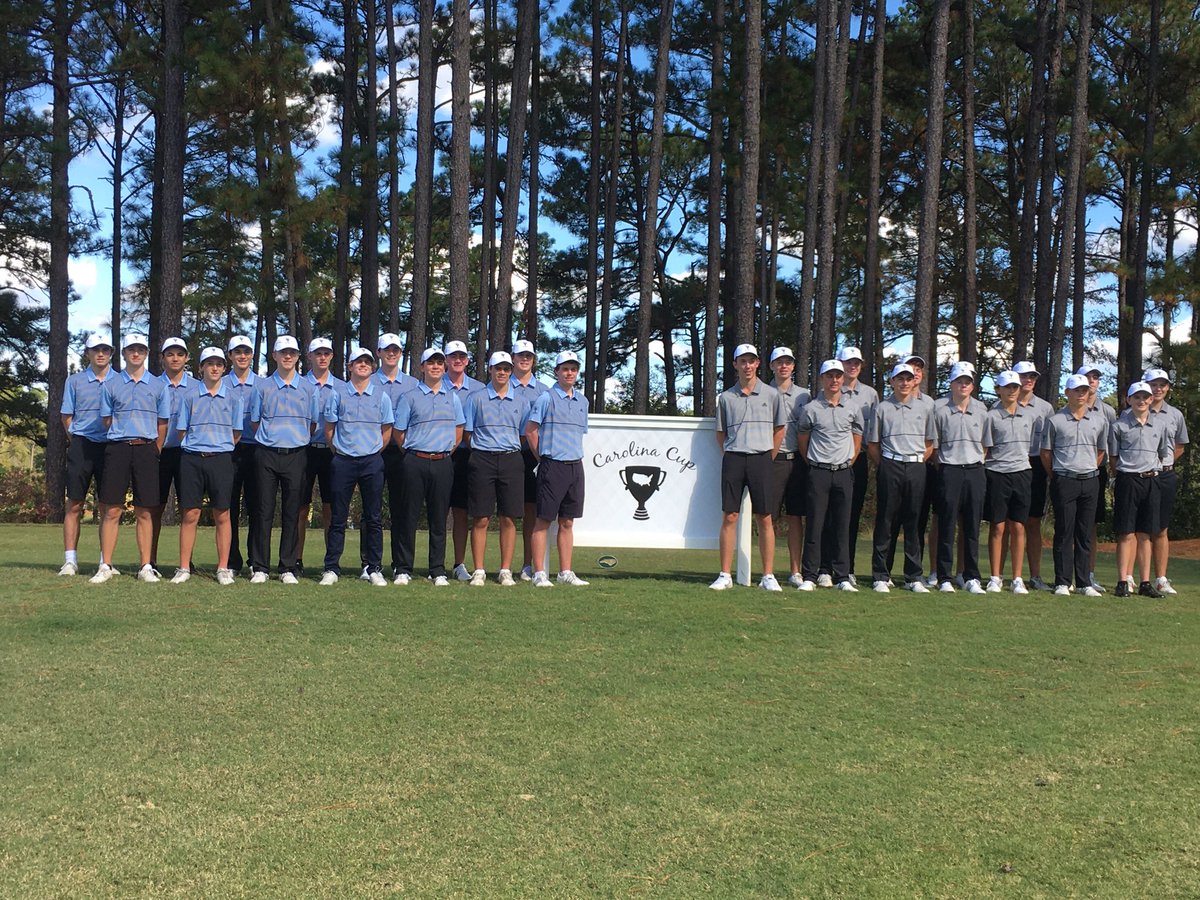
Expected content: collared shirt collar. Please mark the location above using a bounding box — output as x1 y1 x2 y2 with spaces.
201 379 229 398
376 369 404 385
347 378 375 397
736 379 761 397
121 369 152 384
418 380 442 395
306 371 333 386
487 384 512 401
160 371 192 388
553 385 577 400
231 369 257 385
272 371 299 389
86 367 107 383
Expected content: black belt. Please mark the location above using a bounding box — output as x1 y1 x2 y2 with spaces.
941 463 983 469
809 461 852 471
123 438 154 446
545 457 583 465
1118 470 1159 479
1162 465 1174 473
191 451 230 458
264 445 305 455
474 449 521 456
776 451 796 460
1055 470 1097 480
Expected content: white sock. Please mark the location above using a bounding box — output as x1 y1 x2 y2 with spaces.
65 550 78 565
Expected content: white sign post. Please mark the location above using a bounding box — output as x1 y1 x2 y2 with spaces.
569 414 754 585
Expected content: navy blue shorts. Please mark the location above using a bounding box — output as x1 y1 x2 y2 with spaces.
536 457 585 521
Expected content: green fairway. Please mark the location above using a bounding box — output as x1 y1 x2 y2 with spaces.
3 524 1199 897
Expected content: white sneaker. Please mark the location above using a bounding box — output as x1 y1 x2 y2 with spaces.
89 563 115 584
58 561 78 576
520 565 534 582
816 574 834 588
1011 577 1029 595
908 580 929 593
453 563 472 582
939 581 956 593
796 579 815 592
872 580 891 593
758 573 782 592
953 573 967 589
137 564 160 583
216 568 235 586
170 569 191 584
250 571 269 584
431 575 450 586
393 572 411 586
924 573 938 587
319 571 338 585
497 569 516 586
965 579 986 595
846 574 858 587
1028 575 1052 592
1088 573 1105 593
280 572 299 585
1081 585 1102 597
532 571 553 588
558 570 590 586
986 576 1003 593
368 571 388 587
1054 584 1072 596
359 566 370 581
837 580 858 592
470 569 487 586
787 573 805 588
1156 576 1177 595
709 572 733 590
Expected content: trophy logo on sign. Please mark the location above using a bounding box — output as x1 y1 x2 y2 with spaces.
620 465 667 520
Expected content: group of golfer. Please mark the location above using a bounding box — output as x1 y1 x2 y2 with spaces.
59 330 1187 598
712 344 1187 598
60 332 589 589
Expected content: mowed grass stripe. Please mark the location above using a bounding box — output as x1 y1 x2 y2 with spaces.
2 525 1199 896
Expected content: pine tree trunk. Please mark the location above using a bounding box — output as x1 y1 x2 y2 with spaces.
862 0 885 390
385 0 401 334
734 0 761 347
359 0 380 350
797 0 827 384
525 24 541 343
334 0 357 372
155 0 186 351
410 0 435 370
478 0 498 365
449 0 472 347
597 1 628 411
583 0 602 400
960 0 978 364
702 0 725 414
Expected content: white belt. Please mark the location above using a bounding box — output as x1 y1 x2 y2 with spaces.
882 450 923 463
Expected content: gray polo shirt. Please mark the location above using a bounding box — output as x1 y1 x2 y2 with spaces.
934 397 991 465
869 395 938 459
842 380 880 433
1042 407 1108 476
796 394 864 466
984 405 1035 473
1109 411 1169 474
773 381 812 453
1150 402 1189 464
1016 394 1056 455
716 380 786 453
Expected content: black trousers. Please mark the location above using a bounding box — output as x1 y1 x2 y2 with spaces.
396 454 453 577
872 459 927 583
936 465 985 582
804 467 853 582
382 446 406 571
1051 474 1099 588
821 453 868 576
324 452 385 576
251 446 307 575
228 442 258 572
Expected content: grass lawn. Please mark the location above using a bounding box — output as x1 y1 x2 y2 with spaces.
2 523 1200 897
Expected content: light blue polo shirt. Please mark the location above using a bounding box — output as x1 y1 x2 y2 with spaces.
177 382 244 453
374 368 420 414
326 380 394 457
223 369 260 444
511 373 549 403
159 372 197 449
100 369 171 441
61 367 111 441
251 372 319 449
306 371 345 447
529 386 589 460
443 373 485 448
394 382 465 453
465 385 530 452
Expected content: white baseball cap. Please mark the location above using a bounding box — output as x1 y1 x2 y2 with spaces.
199 347 226 365
837 346 864 362
889 363 916 379
443 340 470 356
952 359 976 373
948 362 975 383
488 351 514 367
227 335 253 352
1013 361 1039 376
122 333 149 350
513 339 536 356
1075 364 1102 377
85 332 113 349
770 346 795 363
1065 374 1090 391
733 343 758 360
420 347 445 363
348 346 374 363
995 370 1021 388
308 337 333 353
273 335 300 352
819 359 844 375
1126 381 1153 398
554 350 580 368
161 337 187 354
904 354 926 367
1143 368 1170 383
377 333 402 350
